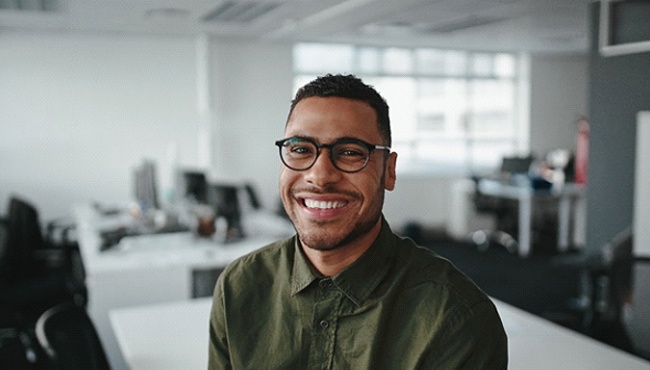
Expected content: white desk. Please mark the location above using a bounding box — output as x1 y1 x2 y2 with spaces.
74 204 294 370
110 299 212 370
477 179 586 257
110 298 650 370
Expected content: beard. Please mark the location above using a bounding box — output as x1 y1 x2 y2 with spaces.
295 202 383 251
286 178 386 252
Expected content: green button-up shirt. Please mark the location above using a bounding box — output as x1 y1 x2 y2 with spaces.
209 218 507 369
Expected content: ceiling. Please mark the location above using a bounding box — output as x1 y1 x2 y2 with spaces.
0 0 595 54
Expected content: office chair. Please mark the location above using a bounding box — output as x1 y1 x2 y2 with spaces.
469 179 518 253
0 196 87 328
547 228 634 340
470 155 534 253
244 182 262 210
35 302 111 370
622 257 650 361
561 228 650 360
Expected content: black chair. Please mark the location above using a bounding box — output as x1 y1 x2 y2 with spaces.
0 196 87 328
622 257 650 360
469 155 536 253
244 182 262 210
571 230 650 360
470 176 518 253
548 228 635 339
35 302 111 370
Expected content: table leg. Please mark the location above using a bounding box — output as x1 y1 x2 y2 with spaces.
558 194 571 252
573 194 587 247
519 194 532 257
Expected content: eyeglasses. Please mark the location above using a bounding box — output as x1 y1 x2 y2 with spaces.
275 137 390 173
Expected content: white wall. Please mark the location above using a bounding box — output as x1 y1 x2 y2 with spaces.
206 39 293 209
0 32 589 235
384 175 455 230
0 32 201 219
0 33 295 220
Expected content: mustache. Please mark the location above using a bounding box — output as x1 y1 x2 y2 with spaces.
290 185 360 198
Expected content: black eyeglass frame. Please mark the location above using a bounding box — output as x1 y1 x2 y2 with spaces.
274 136 391 173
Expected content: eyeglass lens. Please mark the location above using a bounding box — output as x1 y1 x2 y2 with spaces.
279 138 371 172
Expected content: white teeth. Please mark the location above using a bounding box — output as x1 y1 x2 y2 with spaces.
304 199 345 209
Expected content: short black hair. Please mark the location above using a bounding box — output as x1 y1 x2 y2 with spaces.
288 74 391 146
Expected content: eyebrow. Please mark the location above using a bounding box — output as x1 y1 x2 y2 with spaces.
286 135 367 144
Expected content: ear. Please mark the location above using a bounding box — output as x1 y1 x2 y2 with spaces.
384 152 397 191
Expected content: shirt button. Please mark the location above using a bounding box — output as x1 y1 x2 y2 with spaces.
319 320 329 329
319 279 332 288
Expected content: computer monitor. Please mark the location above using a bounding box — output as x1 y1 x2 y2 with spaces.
180 171 208 204
133 160 159 211
500 156 533 175
208 184 244 241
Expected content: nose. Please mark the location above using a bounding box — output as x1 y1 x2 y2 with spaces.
303 148 343 187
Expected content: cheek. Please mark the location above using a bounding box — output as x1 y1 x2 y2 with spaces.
279 169 296 199
357 173 385 205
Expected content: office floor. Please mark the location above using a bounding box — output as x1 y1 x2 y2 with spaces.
424 237 578 316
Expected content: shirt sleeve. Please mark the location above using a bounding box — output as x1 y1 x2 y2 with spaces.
208 275 232 370
426 299 509 369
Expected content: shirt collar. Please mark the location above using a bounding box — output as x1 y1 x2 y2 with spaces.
291 236 319 294
290 217 397 307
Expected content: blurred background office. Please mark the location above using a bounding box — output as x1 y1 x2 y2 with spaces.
2 1 650 369
1 0 593 230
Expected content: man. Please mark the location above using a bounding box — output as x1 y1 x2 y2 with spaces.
209 74 508 369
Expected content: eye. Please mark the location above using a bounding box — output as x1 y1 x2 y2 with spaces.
284 139 315 157
291 145 313 154
334 144 368 159
339 148 364 157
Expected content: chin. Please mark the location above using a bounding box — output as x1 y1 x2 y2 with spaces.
294 223 348 251
297 215 379 252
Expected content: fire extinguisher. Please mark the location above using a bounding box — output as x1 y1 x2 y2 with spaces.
575 116 589 185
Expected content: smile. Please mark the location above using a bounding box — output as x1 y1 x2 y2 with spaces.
303 199 348 210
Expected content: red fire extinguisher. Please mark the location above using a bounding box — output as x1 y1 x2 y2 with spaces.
575 116 589 185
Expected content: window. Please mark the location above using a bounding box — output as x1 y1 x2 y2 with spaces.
293 43 529 175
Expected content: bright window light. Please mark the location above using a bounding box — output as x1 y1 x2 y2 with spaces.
293 43 528 176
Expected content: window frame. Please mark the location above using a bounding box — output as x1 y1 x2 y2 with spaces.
293 43 530 177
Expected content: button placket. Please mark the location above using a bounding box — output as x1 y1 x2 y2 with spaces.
316 280 335 332
307 284 342 369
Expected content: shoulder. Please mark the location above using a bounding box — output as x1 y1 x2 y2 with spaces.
391 237 506 348
391 235 495 316
376 234 507 363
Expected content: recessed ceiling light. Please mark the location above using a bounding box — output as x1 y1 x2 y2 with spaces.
144 7 190 21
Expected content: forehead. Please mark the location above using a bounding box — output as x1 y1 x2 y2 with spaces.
286 97 380 142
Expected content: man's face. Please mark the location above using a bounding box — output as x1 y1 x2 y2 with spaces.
279 96 397 252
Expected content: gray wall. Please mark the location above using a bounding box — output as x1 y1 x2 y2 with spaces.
587 3 650 253
529 55 588 158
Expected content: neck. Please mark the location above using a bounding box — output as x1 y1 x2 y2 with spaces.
301 219 382 277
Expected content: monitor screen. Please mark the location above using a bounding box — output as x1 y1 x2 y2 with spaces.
181 171 208 204
134 161 159 211
208 184 240 220
500 156 533 175
208 184 244 240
